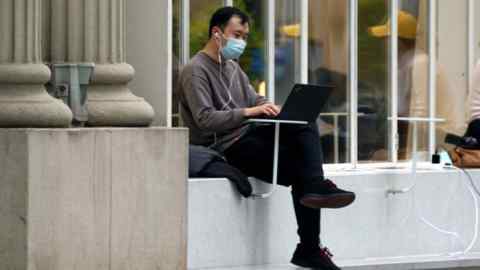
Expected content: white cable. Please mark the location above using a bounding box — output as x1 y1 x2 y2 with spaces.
463 168 480 198
387 149 466 254
463 177 479 254
454 166 480 254
214 33 239 111
219 59 239 110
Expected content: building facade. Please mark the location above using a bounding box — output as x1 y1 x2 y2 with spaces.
1 0 480 269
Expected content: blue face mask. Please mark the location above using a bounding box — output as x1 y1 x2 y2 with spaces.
220 37 247 60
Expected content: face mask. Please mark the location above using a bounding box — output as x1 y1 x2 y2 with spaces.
220 36 247 60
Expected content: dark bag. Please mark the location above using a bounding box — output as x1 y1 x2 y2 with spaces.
188 145 226 177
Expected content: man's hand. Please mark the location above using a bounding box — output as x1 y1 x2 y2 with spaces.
244 103 281 117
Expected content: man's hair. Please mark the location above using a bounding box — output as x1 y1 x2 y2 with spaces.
208 7 250 38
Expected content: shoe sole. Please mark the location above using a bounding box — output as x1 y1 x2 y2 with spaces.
300 193 355 209
291 258 341 269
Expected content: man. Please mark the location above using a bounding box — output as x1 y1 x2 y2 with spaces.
178 7 355 269
369 10 465 158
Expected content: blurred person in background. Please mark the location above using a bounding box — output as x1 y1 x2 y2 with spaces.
369 10 464 159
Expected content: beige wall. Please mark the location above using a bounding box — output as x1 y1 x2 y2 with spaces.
476 1 480 62
438 0 469 122
126 0 171 126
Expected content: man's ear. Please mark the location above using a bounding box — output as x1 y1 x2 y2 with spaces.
212 26 222 40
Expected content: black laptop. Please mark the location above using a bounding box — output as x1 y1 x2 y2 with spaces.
260 84 334 123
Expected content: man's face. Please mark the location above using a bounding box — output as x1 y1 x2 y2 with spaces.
216 16 249 42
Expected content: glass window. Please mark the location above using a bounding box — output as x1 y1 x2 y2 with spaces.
308 0 350 164
436 0 468 147
172 0 181 127
233 0 267 94
190 0 224 56
171 0 473 165
394 0 430 161
357 0 389 162
275 1 301 105
172 0 224 127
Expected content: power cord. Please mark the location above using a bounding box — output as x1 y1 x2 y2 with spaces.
386 149 479 255
460 167 480 198
452 166 479 254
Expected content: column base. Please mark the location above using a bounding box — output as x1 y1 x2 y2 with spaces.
87 63 154 126
0 64 73 127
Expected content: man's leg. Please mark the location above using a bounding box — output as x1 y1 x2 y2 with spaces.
224 124 322 248
225 122 355 207
261 122 355 209
291 182 320 248
223 124 299 186
224 123 349 269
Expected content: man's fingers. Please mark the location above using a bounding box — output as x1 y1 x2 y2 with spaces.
265 103 280 114
262 107 273 116
271 105 280 114
267 104 280 115
265 107 277 116
256 104 279 117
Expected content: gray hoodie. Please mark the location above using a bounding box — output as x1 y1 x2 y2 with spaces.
177 52 267 152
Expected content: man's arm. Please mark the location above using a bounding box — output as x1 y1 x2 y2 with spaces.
253 87 268 106
239 67 269 106
182 72 247 132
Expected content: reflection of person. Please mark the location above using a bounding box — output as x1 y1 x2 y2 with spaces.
177 7 355 269
466 60 480 139
369 10 464 158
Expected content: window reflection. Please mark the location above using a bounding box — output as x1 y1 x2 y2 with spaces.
233 0 266 94
171 0 471 164
308 0 350 164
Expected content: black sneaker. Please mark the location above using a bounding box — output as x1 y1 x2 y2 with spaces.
300 179 355 209
291 244 341 270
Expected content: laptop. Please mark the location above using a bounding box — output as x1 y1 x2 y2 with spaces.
260 84 334 123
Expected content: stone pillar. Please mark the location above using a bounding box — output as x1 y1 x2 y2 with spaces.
0 0 72 127
49 0 155 126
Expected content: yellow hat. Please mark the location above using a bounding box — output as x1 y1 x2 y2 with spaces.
280 24 300 38
369 10 418 40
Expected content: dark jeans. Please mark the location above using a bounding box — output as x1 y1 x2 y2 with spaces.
223 122 325 248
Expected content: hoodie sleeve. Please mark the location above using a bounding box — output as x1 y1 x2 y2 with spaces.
181 68 247 133
238 67 269 106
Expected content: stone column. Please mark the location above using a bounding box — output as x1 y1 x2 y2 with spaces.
49 0 155 126
0 0 72 127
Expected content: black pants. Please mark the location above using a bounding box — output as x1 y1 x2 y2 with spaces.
223 122 325 248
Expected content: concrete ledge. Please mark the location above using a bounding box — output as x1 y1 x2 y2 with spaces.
0 128 188 270
188 168 480 269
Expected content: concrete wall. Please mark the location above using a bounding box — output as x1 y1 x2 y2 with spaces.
188 169 480 269
0 128 188 270
126 0 171 126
